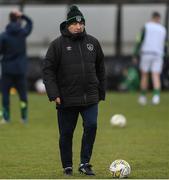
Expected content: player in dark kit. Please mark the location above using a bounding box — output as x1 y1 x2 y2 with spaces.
0 9 33 124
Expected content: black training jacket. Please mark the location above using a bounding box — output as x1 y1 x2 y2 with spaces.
42 21 106 107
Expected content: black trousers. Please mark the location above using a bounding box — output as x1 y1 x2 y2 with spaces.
57 103 98 168
1 74 28 121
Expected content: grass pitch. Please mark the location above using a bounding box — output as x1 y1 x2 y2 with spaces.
0 92 169 179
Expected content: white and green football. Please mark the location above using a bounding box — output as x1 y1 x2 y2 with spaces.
110 114 127 127
109 159 131 178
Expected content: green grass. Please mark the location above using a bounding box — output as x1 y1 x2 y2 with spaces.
0 92 169 178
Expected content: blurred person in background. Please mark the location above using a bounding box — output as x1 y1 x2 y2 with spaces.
133 12 166 105
0 9 33 124
43 5 105 176
118 66 139 92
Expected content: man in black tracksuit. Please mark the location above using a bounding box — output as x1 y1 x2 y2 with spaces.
0 9 33 124
43 5 105 176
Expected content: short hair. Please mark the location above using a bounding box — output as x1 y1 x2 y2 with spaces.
152 11 161 18
9 12 18 22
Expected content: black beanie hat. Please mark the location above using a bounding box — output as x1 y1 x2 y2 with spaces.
66 5 85 26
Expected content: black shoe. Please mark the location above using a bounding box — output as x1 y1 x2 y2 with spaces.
64 167 73 176
78 163 95 176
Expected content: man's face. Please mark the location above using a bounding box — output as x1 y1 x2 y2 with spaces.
68 22 85 34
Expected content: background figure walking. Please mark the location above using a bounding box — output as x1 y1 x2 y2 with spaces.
133 12 166 105
0 9 33 124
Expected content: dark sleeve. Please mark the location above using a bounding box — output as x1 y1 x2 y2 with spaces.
0 36 2 54
95 40 106 101
133 27 145 58
0 34 4 54
21 15 33 36
42 38 61 101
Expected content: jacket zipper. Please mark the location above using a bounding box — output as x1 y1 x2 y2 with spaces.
78 42 87 104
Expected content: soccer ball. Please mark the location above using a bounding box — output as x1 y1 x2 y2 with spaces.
35 79 46 94
109 159 131 178
110 114 126 127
